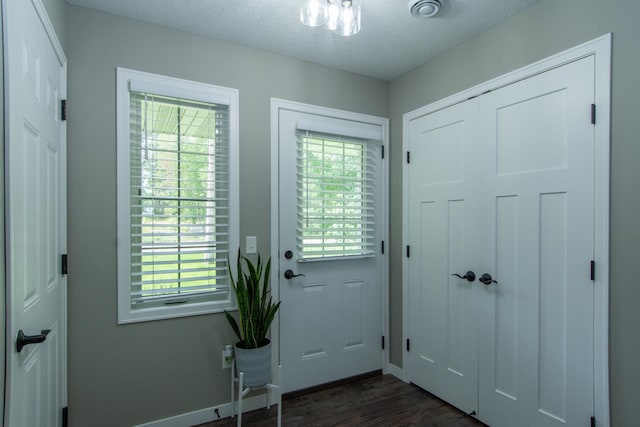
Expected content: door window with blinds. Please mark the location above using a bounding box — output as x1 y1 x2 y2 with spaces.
296 125 381 261
116 68 238 323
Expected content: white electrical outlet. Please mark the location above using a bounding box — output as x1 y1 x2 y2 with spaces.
222 350 231 369
246 236 257 254
221 350 232 369
222 344 234 369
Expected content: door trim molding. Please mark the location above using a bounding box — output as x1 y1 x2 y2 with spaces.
402 34 611 426
270 98 390 378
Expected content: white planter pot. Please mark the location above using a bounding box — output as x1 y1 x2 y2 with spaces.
234 340 272 387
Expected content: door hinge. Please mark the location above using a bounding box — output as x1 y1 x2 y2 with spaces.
381 240 385 254
406 151 411 164
61 99 67 121
61 254 68 275
406 245 410 258
591 104 596 125
590 260 595 281
590 415 596 427
381 145 385 159
406 338 411 352
62 406 68 427
382 336 385 350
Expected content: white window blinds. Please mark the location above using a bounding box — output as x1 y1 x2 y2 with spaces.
297 130 379 260
129 91 230 305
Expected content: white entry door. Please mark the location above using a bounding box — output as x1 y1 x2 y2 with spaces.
277 106 385 393
5 0 67 425
406 98 481 414
407 55 596 426
477 56 595 427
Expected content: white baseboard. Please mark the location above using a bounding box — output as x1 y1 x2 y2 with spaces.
136 392 274 427
386 363 406 382
138 365 404 427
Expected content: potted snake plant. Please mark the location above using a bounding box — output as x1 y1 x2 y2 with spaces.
224 249 280 387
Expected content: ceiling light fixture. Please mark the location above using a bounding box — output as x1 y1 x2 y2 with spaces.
408 0 442 19
300 0 361 37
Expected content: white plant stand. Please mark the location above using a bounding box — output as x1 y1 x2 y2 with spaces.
231 363 282 427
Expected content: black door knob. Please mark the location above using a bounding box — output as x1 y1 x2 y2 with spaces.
16 329 51 353
479 273 498 285
284 269 305 280
451 271 476 282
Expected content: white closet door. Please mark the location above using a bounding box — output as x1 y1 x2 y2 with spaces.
477 56 595 427
407 99 481 414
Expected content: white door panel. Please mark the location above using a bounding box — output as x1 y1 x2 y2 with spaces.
478 56 595 427
278 109 383 393
407 100 480 414
6 0 66 425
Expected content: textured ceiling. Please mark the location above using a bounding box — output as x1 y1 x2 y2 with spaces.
65 0 540 81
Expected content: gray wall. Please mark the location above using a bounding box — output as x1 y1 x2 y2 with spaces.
388 0 640 425
42 0 65 49
58 0 640 425
65 5 388 426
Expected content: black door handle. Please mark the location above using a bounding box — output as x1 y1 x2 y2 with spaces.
284 269 305 280
479 273 498 285
16 329 51 353
451 271 476 282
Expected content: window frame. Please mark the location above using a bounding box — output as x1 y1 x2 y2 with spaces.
116 67 239 324
296 130 381 261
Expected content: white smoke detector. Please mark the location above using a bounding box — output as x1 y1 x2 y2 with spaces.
408 0 442 18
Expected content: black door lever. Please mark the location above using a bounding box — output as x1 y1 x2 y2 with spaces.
16 329 51 353
479 273 498 285
451 271 476 282
284 269 305 280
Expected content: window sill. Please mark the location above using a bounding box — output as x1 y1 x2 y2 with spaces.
117 300 237 324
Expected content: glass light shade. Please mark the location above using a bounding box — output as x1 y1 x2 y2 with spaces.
325 0 341 31
300 0 328 27
334 0 361 36
418 4 437 16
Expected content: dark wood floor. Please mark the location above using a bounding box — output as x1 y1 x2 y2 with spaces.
199 374 485 426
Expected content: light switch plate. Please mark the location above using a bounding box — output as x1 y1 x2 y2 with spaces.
246 236 257 254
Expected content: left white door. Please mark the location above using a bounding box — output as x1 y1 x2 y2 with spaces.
406 98 480 415
6 0 66 426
